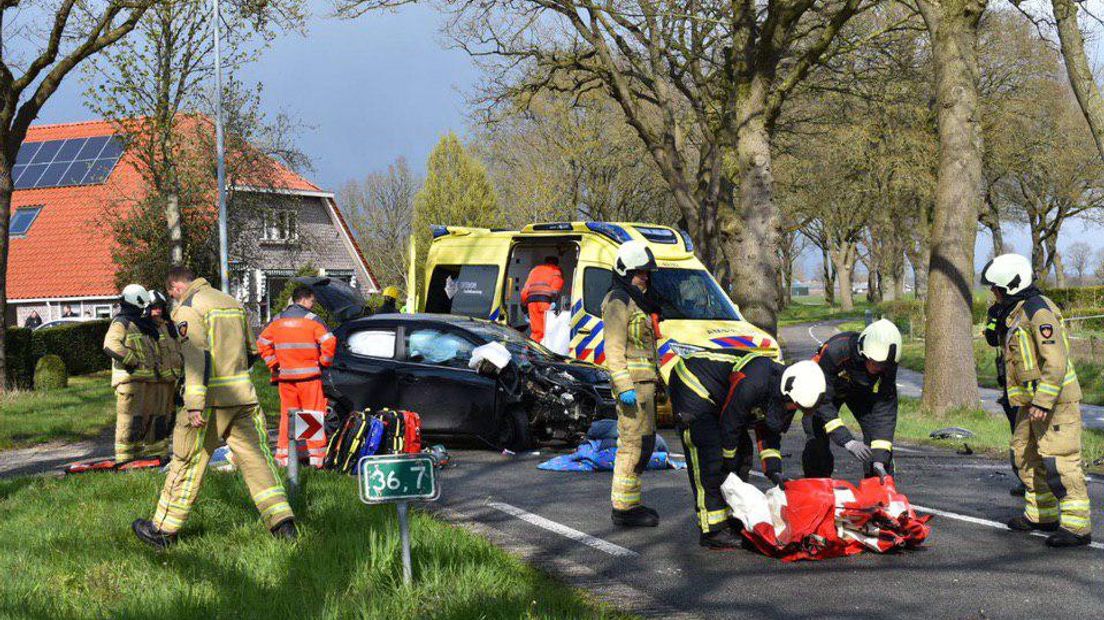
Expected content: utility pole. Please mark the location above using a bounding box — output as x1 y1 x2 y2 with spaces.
213 0 230 293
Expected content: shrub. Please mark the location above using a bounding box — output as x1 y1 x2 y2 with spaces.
34 354 68 390
1045 286 1104 311
1064 307 1104 332
4 327 35 390
31 320 111 376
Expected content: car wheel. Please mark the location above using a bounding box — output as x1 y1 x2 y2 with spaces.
498 407 533 452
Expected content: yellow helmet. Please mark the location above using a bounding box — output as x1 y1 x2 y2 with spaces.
383 286 401 300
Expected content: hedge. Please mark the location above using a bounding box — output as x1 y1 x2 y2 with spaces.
875 297 988 338
1044 287 1104 311
34 354 68 390
4 319 110 388
4 327 35 390
31 320 111 376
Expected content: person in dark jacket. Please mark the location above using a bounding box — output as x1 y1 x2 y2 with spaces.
668 351 826 550
23 311 43 329
803 319 902 479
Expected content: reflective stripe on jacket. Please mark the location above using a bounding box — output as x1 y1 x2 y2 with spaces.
104 318 159 386
1003 294 1081 408
257 304 337 382
601 289 658 394
521 264 565 304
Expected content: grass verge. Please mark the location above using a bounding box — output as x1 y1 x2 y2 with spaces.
0 365 283 452
841 397 1104 474
0 469 627 619
779 296 871 327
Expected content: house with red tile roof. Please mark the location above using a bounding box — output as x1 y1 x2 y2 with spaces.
5 119 377 326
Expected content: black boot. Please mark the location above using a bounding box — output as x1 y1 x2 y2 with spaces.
727 517 745 535
611 506 659 528
1046 529 1092 548
132 519 176 551
1007 515 1059 532
700 528 743 550
271 519 299 541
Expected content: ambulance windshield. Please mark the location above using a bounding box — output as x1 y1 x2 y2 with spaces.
651 269 741 321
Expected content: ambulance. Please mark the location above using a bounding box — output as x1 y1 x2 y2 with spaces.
417 221 781 385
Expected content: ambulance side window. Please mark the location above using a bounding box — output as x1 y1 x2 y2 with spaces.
426 266 461 314
583 267 613 316
450 265 500 319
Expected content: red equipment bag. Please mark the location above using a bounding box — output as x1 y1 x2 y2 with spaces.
723 474 932 562
400 410 422 454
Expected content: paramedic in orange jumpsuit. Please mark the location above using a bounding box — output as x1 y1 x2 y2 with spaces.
257 285 337 467
521 256 564 343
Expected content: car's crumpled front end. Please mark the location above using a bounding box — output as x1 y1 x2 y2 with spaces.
506 352 617 443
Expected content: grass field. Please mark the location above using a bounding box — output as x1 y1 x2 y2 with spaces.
0 365 283 451
841 398 1104 473
0 469 626 619
778 296 871 327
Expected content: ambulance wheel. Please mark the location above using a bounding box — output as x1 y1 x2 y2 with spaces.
499 407 533 452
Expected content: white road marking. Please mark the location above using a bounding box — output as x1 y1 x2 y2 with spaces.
488 501 639 557
912 503 1104 550
808 323 825 346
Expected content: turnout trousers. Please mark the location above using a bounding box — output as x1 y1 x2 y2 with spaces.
611 381 657 510
1012 403 1092 535
114 382 153 463
678 415 753 533
152 403 294 535
276 379 328 467
802 400 895 478
142 381 177 460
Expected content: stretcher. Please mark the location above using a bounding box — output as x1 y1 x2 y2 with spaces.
723 474 932 561
65 458 164 475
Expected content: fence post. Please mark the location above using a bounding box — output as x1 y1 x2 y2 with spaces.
287 408 300 502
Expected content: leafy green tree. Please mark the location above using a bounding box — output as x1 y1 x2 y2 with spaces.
411 133 500 291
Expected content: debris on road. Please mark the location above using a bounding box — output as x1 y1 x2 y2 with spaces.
723 474 931 561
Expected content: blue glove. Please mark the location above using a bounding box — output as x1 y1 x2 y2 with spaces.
618 390 638 406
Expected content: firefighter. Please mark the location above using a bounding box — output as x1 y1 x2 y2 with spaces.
378 286 401 314
103 284 160 464
145 290 182 461
257 285 337 468
669 351 826 549
803 319 902 479
984 302 1027 496
603 241 662 528
982 253 1092 547
521 256 564 343
132 267 296 549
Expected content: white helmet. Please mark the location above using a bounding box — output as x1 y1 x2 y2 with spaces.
980 253 1033 296
858 319 902 363
781 360 827 409
614 240 658 276
121 284 151 309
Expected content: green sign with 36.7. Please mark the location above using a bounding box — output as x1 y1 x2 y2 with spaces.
358 454 439 503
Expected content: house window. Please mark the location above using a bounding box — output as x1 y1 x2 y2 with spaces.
10 206 43 236
263 210 298 242
93 305 111 318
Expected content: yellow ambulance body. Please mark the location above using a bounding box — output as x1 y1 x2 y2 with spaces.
420 221 780 385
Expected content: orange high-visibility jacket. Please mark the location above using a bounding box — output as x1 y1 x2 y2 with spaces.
257 304 336 382
521 264 565 304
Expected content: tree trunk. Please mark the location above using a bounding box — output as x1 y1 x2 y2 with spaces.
731 86 782 334
822 249 836 306
884 267 899 302
906 240 930 300
1052 0 1104 161
919 0 984 414
166 193 183 265
831 244 857 311
978 191 1003 257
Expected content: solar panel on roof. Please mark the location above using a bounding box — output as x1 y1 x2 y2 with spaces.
12 135 124 190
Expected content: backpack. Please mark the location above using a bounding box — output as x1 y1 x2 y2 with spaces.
400 410 422 454
323 410 371 474
378 409 404 455
359 417 385 460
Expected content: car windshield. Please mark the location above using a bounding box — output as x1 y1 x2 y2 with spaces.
650 269 742 321
466 323 561 362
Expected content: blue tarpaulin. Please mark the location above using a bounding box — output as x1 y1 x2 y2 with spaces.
538 419 685 472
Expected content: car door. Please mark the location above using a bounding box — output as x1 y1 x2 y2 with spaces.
325 322 401 413
395 324 498 438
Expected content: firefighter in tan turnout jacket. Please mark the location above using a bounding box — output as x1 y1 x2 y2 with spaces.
103 284 161 463
982 253 1093 548
603 241 663 528
132 267 297 550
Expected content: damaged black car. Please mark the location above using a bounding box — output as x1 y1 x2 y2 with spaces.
295 277 616 450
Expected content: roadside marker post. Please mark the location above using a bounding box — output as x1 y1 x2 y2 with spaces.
287 409 325 502
359 453 440 585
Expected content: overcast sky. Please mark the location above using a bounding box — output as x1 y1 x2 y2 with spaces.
28 4 1101 272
